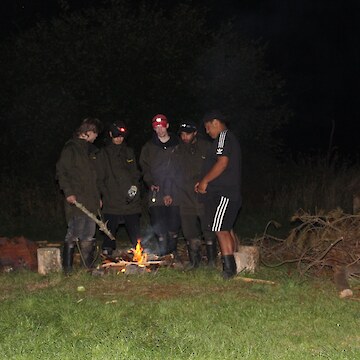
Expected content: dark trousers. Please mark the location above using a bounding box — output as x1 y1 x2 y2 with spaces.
64 215 96 245
149 205 181 237
102 213 141 249
180 212 216 242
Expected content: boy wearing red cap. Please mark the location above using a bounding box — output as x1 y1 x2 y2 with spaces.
139 114 181 256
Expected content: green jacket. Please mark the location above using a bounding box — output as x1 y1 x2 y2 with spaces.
56 138 100 221
96 142 141 215
175 137 211 215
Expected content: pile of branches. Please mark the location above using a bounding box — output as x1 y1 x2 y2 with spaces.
255 208 360 277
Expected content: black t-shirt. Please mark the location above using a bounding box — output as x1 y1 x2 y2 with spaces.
202 129 242 201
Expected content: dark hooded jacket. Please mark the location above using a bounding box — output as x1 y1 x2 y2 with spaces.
56 138 100 221
175 136 211 215
139 132 179 207
96 142 141 215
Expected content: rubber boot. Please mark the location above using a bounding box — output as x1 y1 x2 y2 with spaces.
168 232 182 262
158 235 168 256
79 238 96 269
62 242 74 274
206 240 218 268
222 255 237 280
167 232 178 255
187 238 202 269
102 247 113 257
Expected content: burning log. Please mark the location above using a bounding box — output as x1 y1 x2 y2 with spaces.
98 239 174 275
101 260 164 268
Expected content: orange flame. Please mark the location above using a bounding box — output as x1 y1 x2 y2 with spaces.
132 239 147 264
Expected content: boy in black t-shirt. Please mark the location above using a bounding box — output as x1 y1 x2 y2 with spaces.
195 111 242 279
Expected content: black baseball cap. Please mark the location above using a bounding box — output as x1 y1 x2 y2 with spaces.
179 121 197 133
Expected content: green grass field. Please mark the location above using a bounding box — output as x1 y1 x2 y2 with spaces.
0 266 359 360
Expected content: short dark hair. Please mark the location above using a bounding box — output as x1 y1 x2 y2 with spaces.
202 110 226 124
74 118 102 137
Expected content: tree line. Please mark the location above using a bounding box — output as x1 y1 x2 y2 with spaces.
0 0 289 182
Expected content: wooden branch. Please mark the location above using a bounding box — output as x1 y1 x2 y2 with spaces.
101 260 164 268
261 258 303 268
73 200 116 240
234 277 276 285
300 237 344 276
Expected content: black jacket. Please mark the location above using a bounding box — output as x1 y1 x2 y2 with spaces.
175 137 211 214
56 138 100 221
139 133 179 207
96 142 141 215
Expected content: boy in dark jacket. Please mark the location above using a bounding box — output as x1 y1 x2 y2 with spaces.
176 121 217 268
97 121 142 255
139 114 180 256
56 117 102 273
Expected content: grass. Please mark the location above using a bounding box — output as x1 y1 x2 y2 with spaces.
1 266 359 359
1 156 360 358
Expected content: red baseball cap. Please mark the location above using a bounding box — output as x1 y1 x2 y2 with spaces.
152 114 168 128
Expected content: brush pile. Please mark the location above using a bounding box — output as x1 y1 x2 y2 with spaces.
255 208 360 285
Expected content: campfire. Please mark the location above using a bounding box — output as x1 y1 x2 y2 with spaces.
70 202 180 275
99 239 171 275
132 239 147 264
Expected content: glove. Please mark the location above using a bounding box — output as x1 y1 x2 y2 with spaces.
126 185 138 203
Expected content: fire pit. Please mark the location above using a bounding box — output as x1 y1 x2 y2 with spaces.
97 240 173 275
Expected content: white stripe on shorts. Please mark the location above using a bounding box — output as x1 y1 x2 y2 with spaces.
212 196 229 231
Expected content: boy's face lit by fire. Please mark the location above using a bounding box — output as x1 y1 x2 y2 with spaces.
204 119 222 139
180 131 197 144
153 123 169 138
110 132 125 145
82 130 98 143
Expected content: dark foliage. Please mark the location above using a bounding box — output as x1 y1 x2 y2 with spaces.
0 0 288 177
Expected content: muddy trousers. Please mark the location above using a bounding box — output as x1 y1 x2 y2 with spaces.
62 215 96 273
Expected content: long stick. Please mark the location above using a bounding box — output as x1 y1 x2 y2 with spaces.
234 277 277 285
73 200 116 241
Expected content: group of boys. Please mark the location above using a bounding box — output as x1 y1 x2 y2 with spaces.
56 111 241 279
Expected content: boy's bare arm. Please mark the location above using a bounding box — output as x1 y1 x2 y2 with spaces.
195 156 229 194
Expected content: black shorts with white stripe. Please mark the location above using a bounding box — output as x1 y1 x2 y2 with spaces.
204 194 241 232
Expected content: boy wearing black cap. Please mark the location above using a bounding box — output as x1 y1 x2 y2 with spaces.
97 121 142 254
176 120 217 268
139 114 181 256
195 111 242 279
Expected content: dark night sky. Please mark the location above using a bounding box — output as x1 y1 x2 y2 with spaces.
1 0 359 158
